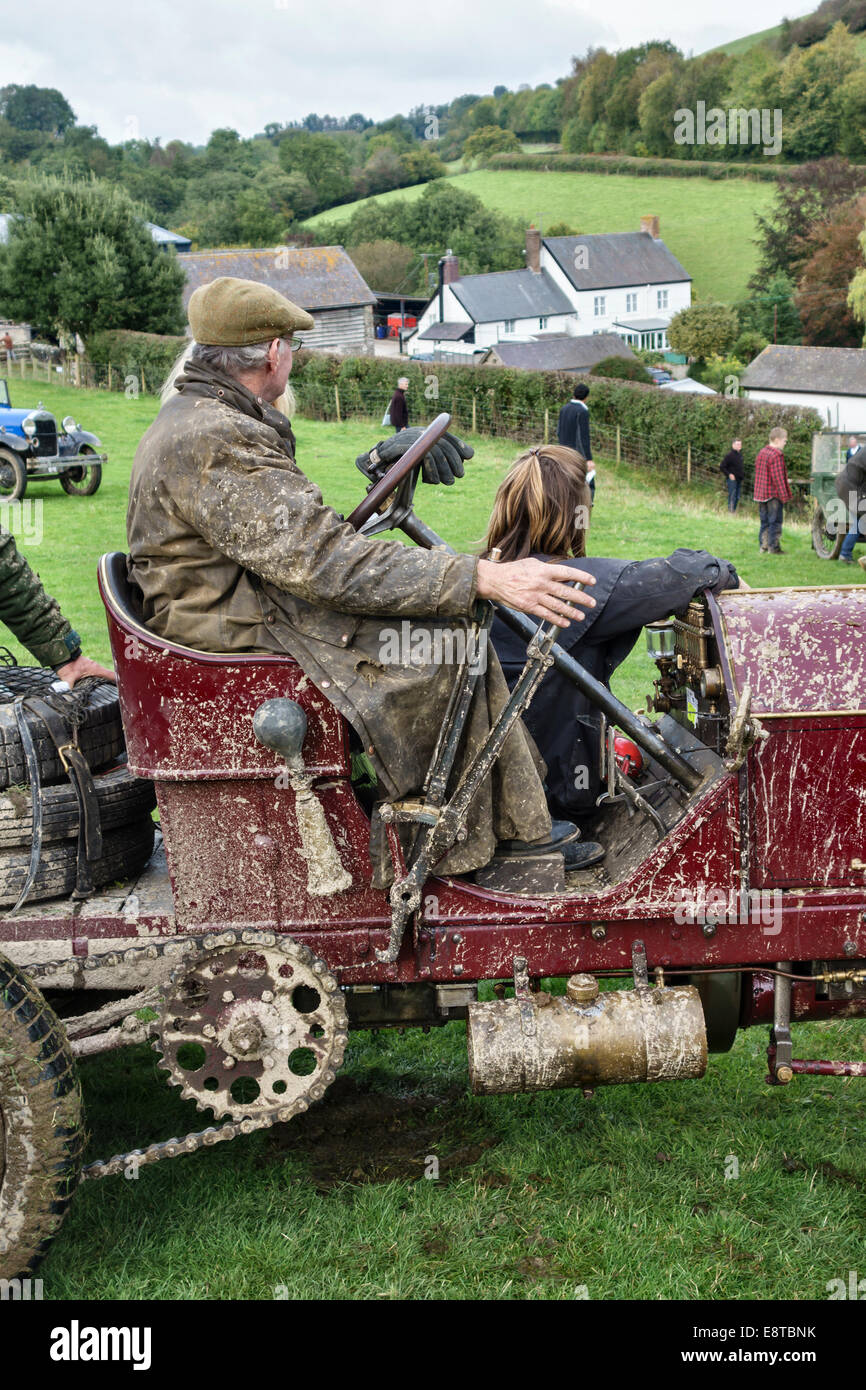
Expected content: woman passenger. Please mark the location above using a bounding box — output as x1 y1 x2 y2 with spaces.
484 445 741 826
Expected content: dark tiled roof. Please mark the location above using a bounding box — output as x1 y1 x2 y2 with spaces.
448 268 573 323
544 232 690 291
416 321 473 341
483 334 638 371
740 345 866 398
180 246 377 311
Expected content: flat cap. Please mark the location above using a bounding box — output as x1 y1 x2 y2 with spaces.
188 276 315 346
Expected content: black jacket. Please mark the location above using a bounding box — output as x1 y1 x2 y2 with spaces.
491 549 739 818
720 449 744 482
557 398 591 460
836 445 866 511
389 389 408 430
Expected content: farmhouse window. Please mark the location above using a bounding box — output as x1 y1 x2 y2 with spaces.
657 289 669 309
626 292 638 313
594 296 605 316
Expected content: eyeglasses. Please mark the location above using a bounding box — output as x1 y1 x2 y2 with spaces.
288 336 303 351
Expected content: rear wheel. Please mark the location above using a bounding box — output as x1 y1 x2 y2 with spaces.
59 445 101 496
811 501 844 559
0 954 84 1278
0 448 27 502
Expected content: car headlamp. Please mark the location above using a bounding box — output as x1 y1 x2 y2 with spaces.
22 415 37 437
62 415 77 432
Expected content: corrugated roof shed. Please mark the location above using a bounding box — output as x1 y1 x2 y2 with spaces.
147 222 192 251
180 246 377 311
544 232 690 291
482 334 638 371
740 345 866 399
449 268 573 323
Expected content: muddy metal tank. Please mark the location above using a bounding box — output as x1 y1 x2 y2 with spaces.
709 586 866 892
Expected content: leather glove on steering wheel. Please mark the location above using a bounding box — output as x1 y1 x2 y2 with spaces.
355 428 474 486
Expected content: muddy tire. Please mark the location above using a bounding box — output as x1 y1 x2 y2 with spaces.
0 669 124 789
0 816 155 907
0 448 27 503
811 502 844 560
0 765 155 849
0 954 84 1279
59 445 102 497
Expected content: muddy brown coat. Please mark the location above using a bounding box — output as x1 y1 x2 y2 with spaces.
127 363 551 885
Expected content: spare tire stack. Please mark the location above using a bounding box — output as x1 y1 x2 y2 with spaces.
0 666 156 908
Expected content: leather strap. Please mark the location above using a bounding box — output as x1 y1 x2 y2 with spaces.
9 697 44 913
21 695 103 899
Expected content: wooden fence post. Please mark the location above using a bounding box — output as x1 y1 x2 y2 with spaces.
108 362 112 392
544 407 549 444
141 366 147 396
616 425 621 463
334 384 341 423
686 442 692 485
471 395 477 435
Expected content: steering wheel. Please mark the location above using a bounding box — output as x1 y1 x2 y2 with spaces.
346 412 452 535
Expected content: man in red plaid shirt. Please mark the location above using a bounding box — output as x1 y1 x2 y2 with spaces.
753 427 792 554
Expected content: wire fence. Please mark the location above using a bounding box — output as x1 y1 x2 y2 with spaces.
4 351 814 517
292 381 814 517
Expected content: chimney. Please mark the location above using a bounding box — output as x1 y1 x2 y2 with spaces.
441 249 460 284
640 215 660 239
525 225 541 273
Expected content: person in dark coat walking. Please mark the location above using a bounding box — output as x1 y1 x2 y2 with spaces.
485 446 741 823
720 438 744 512
557 381 596 499
388 377 409 432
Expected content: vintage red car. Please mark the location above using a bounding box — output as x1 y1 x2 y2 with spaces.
1 419 864 1279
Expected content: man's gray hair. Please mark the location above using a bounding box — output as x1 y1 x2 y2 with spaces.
190 338 284 378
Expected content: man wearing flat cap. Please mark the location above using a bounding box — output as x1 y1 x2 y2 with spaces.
128 277 596 886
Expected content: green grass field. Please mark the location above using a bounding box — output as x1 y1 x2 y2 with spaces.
305 169 776 304
706 23 784 57
7 381 866 1301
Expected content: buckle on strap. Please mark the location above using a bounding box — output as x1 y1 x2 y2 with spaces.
56 742 75 772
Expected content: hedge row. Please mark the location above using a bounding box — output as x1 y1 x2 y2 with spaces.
86 329 187 388
292 352 822 480
486 151 789 182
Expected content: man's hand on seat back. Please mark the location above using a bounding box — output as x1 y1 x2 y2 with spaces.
355 428 474 486
477 558 596 628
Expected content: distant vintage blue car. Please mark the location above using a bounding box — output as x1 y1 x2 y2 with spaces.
0 378 107 500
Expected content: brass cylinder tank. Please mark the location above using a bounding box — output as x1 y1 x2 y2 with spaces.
467 978 707 1095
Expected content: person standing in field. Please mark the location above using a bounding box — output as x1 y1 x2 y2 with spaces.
557 381 596 500
837 435 866 568
753 427 791 554
720 438 744 512
388 376 409 432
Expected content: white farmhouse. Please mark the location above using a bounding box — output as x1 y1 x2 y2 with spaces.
408 255 575 360
740 345 866 431
407 218 691 360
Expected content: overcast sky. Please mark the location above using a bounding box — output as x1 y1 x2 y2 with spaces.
5 0 804 146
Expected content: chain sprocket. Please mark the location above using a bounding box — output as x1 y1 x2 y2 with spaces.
19 929 348 1180
155 932 348 1122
